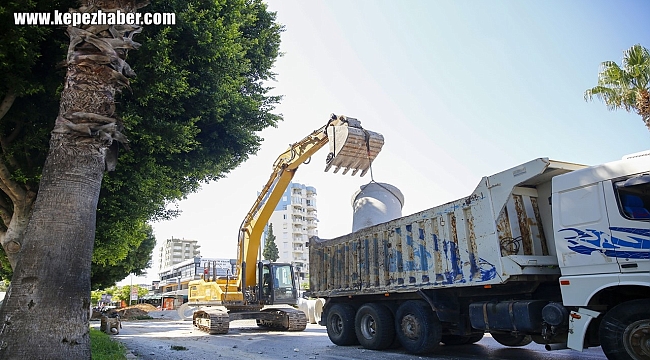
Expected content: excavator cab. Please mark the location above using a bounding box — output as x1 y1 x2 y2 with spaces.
258 261 298 305
324 115 384 177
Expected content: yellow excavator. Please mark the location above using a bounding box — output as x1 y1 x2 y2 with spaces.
178 114 384 334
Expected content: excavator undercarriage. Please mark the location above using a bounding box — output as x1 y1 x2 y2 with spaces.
192 307 308 334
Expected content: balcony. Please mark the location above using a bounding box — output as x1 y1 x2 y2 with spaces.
292 220 306 228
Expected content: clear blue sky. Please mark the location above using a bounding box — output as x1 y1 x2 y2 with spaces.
122 0 650 284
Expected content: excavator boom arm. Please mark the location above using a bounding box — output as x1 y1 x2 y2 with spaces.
234 114 384 291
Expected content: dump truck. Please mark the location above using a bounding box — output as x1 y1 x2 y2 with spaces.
309 153 650 360
178 114 384 334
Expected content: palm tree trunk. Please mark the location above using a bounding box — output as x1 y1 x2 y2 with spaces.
0 0 142 357
0 134 104 359
637 88 650 131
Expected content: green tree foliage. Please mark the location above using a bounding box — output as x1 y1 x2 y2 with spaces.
91 223 157 289
0 0 283 287
90 290 103 306
115 285 149 303
585 44 650 130
263 223 279 261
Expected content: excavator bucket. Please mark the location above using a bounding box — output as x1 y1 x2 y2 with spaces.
324 116 384 177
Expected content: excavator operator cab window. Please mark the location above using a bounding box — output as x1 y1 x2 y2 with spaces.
261 267 272 299
272 265 295 302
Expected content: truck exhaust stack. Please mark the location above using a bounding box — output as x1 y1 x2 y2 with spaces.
324 115 384 177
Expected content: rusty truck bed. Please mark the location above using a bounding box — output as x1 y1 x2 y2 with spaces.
309 158 586 298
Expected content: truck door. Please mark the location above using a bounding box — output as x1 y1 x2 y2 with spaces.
605 175 650 272
554 182 619 275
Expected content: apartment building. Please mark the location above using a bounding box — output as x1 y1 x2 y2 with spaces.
156 257 234 309
158 237 201 270
266 182 317 282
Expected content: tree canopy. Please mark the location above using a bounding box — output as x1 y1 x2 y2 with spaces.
115 285 149 304
585 44 650 130
263 223 279 262
0 0 283 288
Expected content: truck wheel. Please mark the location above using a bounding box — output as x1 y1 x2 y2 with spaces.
441 333 484 346
395 300 442 354
355 303 395 350
326 303 359 346
491 332 532 347
599 299 650 360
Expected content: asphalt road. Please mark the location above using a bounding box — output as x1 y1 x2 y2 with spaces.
95 319 608 360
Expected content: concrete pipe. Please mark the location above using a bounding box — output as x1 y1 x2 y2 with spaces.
352 182 404 232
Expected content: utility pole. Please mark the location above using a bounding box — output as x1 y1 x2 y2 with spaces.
129 274 133 306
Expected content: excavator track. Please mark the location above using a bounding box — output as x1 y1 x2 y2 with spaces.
193 308 230 334
255 307 308 331
285 307 308 331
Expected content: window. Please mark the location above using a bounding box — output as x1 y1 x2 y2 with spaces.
615 174 650 220
559 184 601 226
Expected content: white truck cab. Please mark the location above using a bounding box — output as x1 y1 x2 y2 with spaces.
552 152 650 354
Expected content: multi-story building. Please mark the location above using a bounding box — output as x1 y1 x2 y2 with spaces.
265 182 318 283
156 257 234 309
158 237 201 270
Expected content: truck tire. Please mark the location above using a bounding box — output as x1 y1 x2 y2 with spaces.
599 299 650 360
355 303 395 350
491 332 532 347
441 333 484 346
395 300 442 354
326 303 359 346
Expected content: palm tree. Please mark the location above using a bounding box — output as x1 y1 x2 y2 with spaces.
584 44 650 131
0 1 145 358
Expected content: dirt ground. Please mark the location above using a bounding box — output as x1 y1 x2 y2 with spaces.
90 303 608 360
92 303 177 321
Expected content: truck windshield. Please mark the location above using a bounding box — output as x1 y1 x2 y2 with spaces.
615 175 650 221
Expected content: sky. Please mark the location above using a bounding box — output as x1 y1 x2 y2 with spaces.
120 0 650 285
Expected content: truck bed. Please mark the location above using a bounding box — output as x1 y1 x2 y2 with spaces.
309 158 585 297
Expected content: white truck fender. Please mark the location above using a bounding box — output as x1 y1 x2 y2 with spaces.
567 307 601 351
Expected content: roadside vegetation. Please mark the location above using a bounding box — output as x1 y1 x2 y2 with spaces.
90 328 127 360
